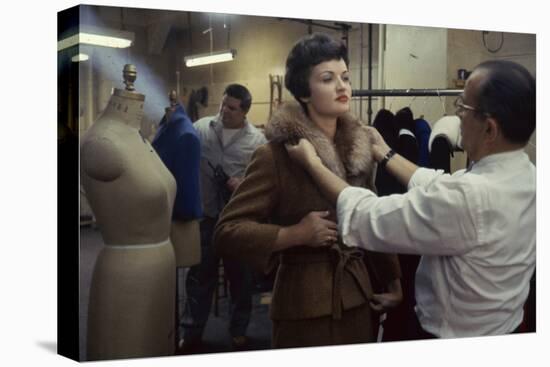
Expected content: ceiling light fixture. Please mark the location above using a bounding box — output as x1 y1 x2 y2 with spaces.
184 49 236 67
57 25 134 51
71 53 89 62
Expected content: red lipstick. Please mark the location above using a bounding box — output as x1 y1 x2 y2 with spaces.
336 95 349 102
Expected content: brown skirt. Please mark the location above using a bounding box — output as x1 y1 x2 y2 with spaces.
272 303 376 349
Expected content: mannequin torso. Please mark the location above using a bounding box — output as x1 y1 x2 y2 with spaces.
81 89 177 360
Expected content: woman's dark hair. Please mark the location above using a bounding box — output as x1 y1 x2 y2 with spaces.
285 33 349 113
224 83 252 112
474 60 535 144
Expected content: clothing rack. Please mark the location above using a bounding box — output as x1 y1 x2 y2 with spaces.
352 88 463 97
352 88 463 124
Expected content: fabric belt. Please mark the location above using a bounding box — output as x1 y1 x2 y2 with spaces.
104 238 171 249
280 251 333 264
280 245 372 320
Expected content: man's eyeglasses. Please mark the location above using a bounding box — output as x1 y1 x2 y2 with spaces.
454 97 486 117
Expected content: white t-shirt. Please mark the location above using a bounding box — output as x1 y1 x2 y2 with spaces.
222 127 241 147
337 149 536 337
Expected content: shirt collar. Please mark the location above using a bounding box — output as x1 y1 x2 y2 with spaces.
209 114 250 131
470 149 527 170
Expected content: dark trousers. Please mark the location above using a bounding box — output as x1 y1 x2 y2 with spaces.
383 254 421 341
183 217 253 340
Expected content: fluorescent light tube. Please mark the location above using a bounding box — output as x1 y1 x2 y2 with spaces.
58 26 134 51
71 53 89 62
184 49 236 67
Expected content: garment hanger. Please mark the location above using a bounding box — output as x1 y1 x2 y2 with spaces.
419 93 429 120
436 89 447 116
408 90 418 118
388 90 395 112
408 92 418 109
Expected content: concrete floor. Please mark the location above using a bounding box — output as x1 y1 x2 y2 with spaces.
79 225 272 361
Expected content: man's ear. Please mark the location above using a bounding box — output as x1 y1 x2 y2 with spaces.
485 117 500 143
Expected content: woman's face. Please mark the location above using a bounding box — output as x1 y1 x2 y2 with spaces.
303 58 351 118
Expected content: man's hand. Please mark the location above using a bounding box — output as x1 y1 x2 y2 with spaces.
226 177 244 192
365 126 392 162
285 139 322 171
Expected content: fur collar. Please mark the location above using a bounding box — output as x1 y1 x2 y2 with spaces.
266 102 374 182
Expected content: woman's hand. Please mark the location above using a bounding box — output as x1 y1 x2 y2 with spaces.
365 126 392 163
226 176 244 192
369 278 403 313
296 211 338 248
285 139 322 171
275 211 338 251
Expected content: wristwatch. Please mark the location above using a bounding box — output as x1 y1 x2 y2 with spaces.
379 149 396 169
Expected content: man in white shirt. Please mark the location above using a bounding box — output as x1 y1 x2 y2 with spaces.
286 60 536 338
181 84 266 352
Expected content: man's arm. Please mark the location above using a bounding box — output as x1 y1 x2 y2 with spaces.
286 127 420 205
286 139 349 205
380 151 419 188
366 126 419 187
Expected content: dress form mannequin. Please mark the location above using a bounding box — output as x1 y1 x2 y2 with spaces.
81 64 176 360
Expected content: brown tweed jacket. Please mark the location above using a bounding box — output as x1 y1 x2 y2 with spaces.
214 102 401 321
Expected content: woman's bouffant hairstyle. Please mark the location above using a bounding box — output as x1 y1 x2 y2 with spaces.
285 33 349 113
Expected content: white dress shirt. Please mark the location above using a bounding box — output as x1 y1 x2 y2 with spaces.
337 149 535 337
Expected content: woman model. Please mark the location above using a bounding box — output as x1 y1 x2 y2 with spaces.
214 33 402 348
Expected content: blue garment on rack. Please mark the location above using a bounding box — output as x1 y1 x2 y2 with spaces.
152 104 203 220
414 118 432 168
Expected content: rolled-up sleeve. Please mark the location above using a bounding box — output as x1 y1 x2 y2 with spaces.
408 167 446 190
337 171 481 256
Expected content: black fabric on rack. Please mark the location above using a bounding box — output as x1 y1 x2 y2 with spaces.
394 107 415 132
395 108 419 169
373 109 401 196
373 109 398 149
430 137 452 173
373 108 419 196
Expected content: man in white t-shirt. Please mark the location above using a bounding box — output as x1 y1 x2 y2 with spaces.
286 60 536 339
181 84 266 352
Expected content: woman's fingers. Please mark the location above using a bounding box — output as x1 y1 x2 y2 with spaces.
369 301 384 312
321 219 338 230
309 211 338 231
327 229 338 237
323 230 338 243
302 210 341 246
